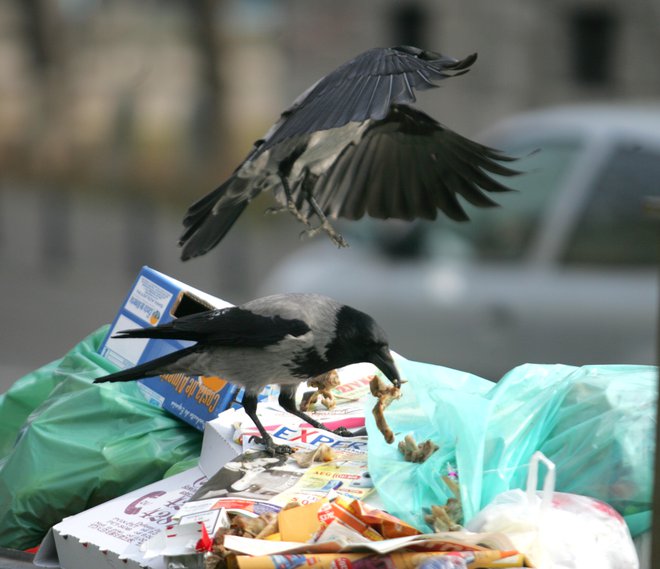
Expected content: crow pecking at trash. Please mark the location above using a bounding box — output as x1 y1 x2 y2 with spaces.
179 45 518 260
95 293 400 454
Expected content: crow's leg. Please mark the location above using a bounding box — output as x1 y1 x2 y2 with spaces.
242 391 293 455
268 172 348 248
301 194 349 248
266 175 314 227
278 384 356 438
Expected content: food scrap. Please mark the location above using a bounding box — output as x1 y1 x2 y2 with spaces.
424 499 463 532
398 434 439 463
229 511 279 539
206 508 287 568
369 375 401 444
291 443 337 468
424 466 463 532
300 370 341 411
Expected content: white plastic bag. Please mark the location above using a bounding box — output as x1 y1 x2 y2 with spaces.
466 452 639 569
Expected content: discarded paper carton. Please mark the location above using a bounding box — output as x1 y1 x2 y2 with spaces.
34 467 208 569
98 266 244 430
278 499 329 542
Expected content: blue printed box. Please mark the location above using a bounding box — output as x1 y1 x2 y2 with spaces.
98 266 243 430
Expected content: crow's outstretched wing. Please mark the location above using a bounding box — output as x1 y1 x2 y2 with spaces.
262 47 477 149
302 105 518 222
112 306 311 347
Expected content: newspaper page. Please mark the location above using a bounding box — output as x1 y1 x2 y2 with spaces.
176 428 371 536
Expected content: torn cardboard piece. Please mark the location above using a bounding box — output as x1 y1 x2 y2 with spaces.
35 467 207 569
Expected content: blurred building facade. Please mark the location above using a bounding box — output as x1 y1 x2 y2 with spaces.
1 0 659 201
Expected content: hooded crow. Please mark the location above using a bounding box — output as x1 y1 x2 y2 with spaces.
95 293 400 454
179 45 518 260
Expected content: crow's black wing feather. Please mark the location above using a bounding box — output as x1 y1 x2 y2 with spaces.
262 47 477 149
179 171 256 260
113 307 311 348
94 345 200 383
311 105 518 222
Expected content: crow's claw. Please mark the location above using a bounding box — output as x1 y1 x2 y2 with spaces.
252 435 294 456
332 426 367 437
269 443 294 456
299 225 348 248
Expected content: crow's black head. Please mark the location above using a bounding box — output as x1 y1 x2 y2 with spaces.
325 305 401 387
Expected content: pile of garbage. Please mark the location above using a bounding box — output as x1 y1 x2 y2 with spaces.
0 269 654 569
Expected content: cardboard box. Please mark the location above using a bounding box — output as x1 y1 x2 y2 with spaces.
98 266 244 430
199 409 244 477
34 467 208 569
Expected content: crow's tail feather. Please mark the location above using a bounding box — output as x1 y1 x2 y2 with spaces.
179 177 250 261
112 323 201 342
94 345 199 384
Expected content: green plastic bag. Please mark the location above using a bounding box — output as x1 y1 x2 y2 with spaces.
0 358 66 460
0 327 202 549
366 357 656 537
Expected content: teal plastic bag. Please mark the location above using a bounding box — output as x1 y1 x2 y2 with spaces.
0 327 202 549
366 357 656 537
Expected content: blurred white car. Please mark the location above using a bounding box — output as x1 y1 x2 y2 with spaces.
259 105 660 379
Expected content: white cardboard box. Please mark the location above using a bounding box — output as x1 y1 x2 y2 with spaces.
199 411 244 477
34 467 207 569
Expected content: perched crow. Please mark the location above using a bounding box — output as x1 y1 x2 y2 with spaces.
179 45 517 260
95 293 400 454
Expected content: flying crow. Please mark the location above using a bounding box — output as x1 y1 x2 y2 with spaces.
179 45 517 260
95 293 400 454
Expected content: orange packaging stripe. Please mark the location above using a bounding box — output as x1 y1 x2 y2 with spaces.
329 504 383 541
379 551 528 569
338 497 421 539
232 551 528 569
233 553 370 569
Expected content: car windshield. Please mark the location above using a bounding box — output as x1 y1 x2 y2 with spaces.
435 137 582 261
562 143 660 267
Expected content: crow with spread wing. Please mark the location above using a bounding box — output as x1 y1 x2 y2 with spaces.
179 46 517 259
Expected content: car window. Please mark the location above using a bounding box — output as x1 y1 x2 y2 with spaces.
562 144 660 267
448 138 582 261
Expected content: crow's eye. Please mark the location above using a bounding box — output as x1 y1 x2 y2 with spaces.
366 339 386 350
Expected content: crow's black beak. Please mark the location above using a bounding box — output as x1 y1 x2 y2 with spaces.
371 347 401 388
